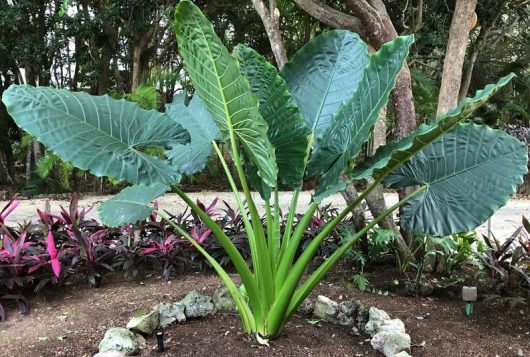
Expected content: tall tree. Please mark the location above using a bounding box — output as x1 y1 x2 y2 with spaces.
437 0 478 114
118 1 173 90
251 0 288 68
0 0 63 184
459 0 528 100
424 0 477 272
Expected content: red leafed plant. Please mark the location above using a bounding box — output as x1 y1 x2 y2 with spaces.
46 230 61 278
142 235 184 280
191 226 212 244
195 197 221 220
62 229 113 287
0 196 20 225
0 228 50 320
0 231 34 284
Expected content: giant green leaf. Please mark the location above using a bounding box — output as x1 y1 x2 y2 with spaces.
2 85 189 185
281 30 369 141
281 30 369 137
308 35 414 202
165 93 221 175
174 0 277 188
386 123 528 235
99 184 168 227
234 45 308 197
352 74 516 181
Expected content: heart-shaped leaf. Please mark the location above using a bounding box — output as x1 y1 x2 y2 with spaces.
2 85 190 185
386 123 528 235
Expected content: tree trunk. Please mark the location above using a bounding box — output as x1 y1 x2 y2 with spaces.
391 67 416 139
0 152 13 185
83 1 119 95
251 0 288 68
458 45 479 101
97 51 112 95
425 0 477 272
25 140 43 182
131 44 143 91
130 33 153 91
437 0 477 115
292 0 364 35
459 5 514 100
345 0 416 252
0 100 15 184
303 14 313 43
458 23 485 100
365 109 410 256
339 184 368 252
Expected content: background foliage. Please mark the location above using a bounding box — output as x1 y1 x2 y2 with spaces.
0 0 528 193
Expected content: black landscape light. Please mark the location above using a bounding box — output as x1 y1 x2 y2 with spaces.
156 331 165 352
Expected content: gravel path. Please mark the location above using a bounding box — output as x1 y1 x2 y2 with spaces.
2 191 529 239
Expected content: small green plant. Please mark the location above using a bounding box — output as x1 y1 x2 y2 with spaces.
368 228 396 261
352 271 371 292
2 0 527 342
338 228 395 292
398 231 481 295
441 231 481 276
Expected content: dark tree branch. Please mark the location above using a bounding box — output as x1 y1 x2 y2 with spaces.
292 0 365 36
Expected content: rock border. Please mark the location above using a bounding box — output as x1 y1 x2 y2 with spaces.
97 290 411 356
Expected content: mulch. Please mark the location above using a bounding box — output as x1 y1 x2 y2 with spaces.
0 268 528 357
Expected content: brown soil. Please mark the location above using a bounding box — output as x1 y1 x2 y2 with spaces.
1 270 529 357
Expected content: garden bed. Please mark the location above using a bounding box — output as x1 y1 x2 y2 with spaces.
0 270 528 357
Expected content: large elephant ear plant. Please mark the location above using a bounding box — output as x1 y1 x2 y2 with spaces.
2 0 527 343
